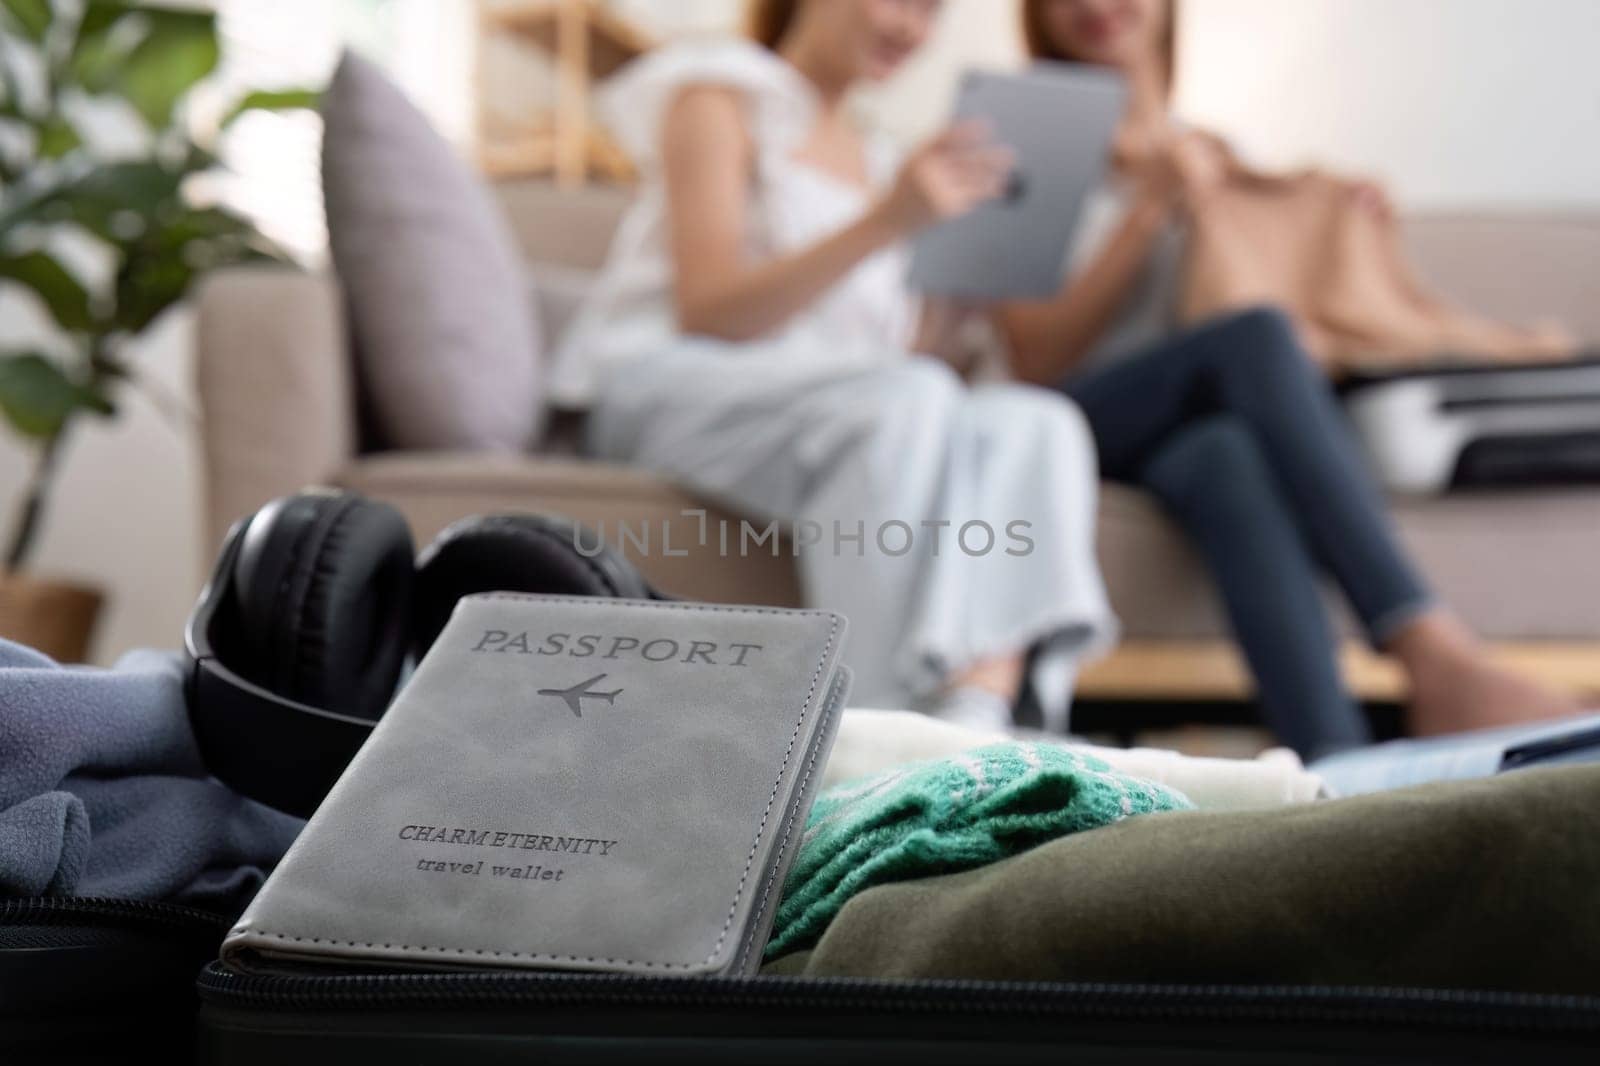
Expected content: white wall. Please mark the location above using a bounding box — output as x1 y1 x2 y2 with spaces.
856 0 1600 211
1176 0 1600 210
858 0 1027 140
0 317 200 666
604 0 1600 210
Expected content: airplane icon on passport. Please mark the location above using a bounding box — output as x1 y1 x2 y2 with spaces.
537 673 623 717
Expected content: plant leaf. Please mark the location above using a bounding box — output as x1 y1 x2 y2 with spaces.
79 380 115 417
113 248 190 333
35 116 81 158
117 8 219 129
0 251 94 331
220 88 321 128
158 205 254 241
5 160 183 238
73 0 127 44
108 204 287 332
113 212 201 331
0 0 53 43
69 1 137 92
0 352 81 439
182 140 219 171
1 60 23 118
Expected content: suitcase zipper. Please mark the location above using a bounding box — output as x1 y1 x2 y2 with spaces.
0 896 231 934
195 964 1600 1034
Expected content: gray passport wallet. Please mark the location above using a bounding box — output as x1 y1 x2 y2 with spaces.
222 594 850 977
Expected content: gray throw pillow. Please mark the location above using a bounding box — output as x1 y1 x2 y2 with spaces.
321 51 543 451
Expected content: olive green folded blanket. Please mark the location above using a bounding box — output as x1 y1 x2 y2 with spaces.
767 743 1194 959
766 766 1600 995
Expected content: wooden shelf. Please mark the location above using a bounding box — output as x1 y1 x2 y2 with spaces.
477 0 652 186
479 119 633 181
488 0 651 80
1078 639 1600 702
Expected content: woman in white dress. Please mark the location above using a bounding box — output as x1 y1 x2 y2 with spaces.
552 0 1114 728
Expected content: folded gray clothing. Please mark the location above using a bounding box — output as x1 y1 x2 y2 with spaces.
0 638 302 913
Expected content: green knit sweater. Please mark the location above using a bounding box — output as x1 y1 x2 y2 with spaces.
766 742 1194 958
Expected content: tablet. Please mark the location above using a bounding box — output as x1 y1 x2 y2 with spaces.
908 63 1127 301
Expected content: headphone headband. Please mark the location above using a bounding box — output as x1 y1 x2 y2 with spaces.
184 493 664 818
185 518 383 817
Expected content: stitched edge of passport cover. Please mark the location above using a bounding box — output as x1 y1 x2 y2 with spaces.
734 666 850 973
226 594 846 973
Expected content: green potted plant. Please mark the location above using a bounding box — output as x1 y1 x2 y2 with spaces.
0 0 315 660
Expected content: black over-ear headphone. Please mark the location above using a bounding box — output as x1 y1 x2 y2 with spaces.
184 489 657 817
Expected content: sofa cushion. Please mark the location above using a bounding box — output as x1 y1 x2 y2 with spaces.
321 51 544 452
1401 213 1600 345
332 452 804 609
338 448 1600 642
1095 484 1231 639
494 179 630 272
1098 482 1600 641
1387 490 1600 638
527 261 598 358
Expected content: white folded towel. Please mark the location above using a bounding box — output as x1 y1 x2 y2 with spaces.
827 709 1326 810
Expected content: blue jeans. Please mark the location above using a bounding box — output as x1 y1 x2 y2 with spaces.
1061 308 1433 757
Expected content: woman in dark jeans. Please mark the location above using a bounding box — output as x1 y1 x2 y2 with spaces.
1001 0 1578 757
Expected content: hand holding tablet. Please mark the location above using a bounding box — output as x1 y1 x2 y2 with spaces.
877 120 1017 233
909 64 1128 301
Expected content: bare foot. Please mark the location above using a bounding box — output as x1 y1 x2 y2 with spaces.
946 653 1025 703
1394 613 1583 736
1407 654 1582 736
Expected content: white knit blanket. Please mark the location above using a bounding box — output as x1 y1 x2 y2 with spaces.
826 709 1326 811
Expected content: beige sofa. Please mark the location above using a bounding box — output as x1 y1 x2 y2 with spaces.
195 181 1600 702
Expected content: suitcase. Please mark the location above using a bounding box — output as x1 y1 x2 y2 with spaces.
8 895 1596 1063
16 493 1600 1062
190 729 1600 1063
1 896 230 1063
1342 355 1600 493
193 965 1600 1064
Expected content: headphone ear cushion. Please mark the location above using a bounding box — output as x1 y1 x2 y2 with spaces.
413 513 654 656
234 493 416 720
